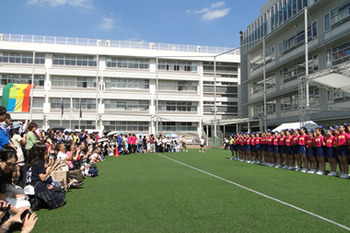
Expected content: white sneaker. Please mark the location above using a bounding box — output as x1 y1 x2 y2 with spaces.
340 174 349 179
275 164 282 168
295 167 301 172
316 171 325 175
283 165 288 169
327 172 337 177
301 168 308 173
287 166 294 170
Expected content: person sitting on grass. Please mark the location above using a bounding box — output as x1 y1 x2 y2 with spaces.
26 144 66 210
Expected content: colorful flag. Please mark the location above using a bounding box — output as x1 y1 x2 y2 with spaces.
1 83 35 112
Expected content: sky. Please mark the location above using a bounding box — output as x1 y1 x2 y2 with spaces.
1 0 263 48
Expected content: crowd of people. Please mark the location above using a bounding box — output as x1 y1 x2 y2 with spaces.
0 106 109 232
107 133 189 155
226 125 350 179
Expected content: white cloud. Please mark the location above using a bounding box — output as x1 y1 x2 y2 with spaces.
202 8 230 21
27 0 93 9
99 17 115 31
187 1 230 21
211 1 225 8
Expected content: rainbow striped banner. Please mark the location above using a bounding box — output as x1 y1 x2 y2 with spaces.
1 83 35 112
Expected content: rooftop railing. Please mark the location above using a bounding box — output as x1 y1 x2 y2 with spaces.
0 33 240 55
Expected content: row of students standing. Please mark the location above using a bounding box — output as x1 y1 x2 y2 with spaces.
229 124 350 179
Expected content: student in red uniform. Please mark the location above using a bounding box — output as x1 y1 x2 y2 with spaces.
315 127 326 175
326 128 337 177
285 130 294 170
280 130 287 169
273 131 281 168
306 130 317 174
255 132 262 165
299 127 309 173
293 129 301 171
336 125 349 179
267 131 274 167
246 134 252 163
261 132 267 165
250 133 256 163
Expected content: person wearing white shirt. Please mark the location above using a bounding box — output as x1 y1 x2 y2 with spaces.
199 136 205 153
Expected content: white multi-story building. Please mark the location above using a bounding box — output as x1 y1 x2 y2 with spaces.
0 33 240 138
240 0 350 130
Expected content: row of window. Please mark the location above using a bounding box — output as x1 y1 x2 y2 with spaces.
53 55 97 67
158 101 197 112
243 0 309 50
158 60 197 72
0 74 45 86
28 120 198 132
158 80 198 92
0 52 45 64
106 58 149 69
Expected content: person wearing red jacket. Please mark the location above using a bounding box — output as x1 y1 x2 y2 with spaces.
273 131 281 168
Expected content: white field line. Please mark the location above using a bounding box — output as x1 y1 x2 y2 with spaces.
156 153 350 232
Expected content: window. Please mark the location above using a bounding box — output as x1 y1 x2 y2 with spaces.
51 98 96 110
104 78 149 90
312 21 318 38
332 42 350 65
0 74 44 86
50 120 96 130
324 13 330 31
32 97 44 109
51 76 96 88
104 100 149 111
0 52 45 64
158 101 197 112
158 80 198 92
158 60 197 72
104 121 149 132
52 55 96 67
330 2 350 29
159 122 197 132
326 49 332 67
106 57 149 70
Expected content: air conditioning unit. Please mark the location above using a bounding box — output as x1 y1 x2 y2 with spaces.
196 46 201 52
105 40 110 47
96 39 102 46
149 43 155 49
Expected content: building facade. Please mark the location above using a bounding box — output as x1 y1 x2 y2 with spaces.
0 33 240 137
241 0 350 130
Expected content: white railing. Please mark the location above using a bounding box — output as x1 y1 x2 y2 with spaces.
0 33 240 55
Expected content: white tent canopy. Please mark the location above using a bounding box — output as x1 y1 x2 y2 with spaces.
273 121 318 132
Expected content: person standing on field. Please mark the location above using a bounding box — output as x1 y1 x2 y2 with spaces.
199 136 205 153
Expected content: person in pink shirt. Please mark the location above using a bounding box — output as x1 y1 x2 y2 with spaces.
306 130 316 174
285 130 295 170
298 127 309 173
273 131 281 168
335 125 349 179
325 128 337 177
293 129 301 171
315 127 326 175
246 134 252 163
280 130 287 169
255 132 262 164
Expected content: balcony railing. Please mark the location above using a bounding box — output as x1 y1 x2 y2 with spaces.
0 33 239 55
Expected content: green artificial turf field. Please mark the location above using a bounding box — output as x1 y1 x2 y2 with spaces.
32 149 350 233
